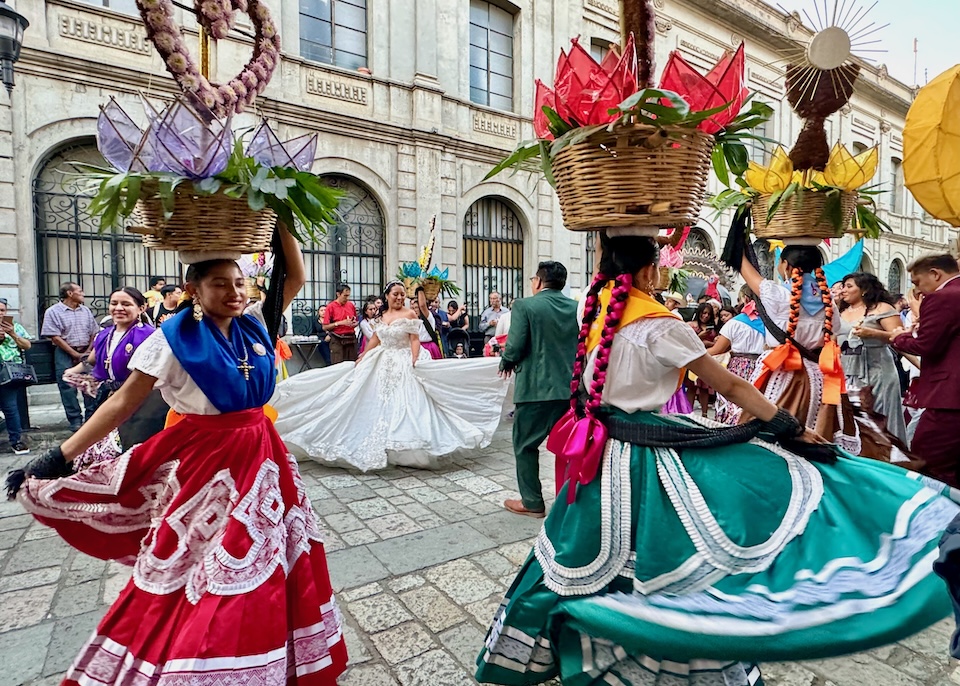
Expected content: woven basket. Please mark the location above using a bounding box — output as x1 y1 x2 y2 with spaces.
658 267 672 288
551 124 714 232
421 278 441 301
751 189 858 240
128 181 276 252
403 277 418 299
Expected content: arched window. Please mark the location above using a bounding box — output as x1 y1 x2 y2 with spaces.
888 259 905 294
463 197 523 326
686 227 714 253
33 141 181 321
293 175 385 333
860 253 875 275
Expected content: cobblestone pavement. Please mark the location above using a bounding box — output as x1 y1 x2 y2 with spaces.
0 420 957 686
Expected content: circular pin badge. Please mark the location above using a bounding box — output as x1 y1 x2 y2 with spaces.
252 343 267 357
125 343 134 354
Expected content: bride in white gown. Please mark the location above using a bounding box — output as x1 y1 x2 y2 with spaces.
273 281 510 471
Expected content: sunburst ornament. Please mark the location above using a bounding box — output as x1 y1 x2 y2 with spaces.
769 1 888 170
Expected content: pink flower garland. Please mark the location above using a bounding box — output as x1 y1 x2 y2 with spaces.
136 0 281 118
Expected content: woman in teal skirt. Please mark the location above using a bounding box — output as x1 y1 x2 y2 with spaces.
476 232 959 686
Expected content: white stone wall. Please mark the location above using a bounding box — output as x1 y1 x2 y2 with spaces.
1 0 953 330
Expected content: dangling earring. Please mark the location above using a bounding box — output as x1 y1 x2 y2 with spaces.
193 301 203 322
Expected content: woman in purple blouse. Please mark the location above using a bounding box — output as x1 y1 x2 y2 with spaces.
67 287 168 459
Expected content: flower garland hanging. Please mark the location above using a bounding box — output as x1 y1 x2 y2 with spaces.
136 0 281 118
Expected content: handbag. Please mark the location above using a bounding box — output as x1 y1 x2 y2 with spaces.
0 355 37 386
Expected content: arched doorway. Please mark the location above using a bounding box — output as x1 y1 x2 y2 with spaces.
462 196 524 325
293 175 385 333
686 227 713 253
33 141 181 320
888 259 904 294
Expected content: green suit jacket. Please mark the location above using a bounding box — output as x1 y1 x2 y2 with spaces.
500 289 579 404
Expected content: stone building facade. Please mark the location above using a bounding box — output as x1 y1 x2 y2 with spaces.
0 0 952 334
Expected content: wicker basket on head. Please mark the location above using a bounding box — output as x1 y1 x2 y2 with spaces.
403 277 418 299
551 124 714 232
421 278 441 301
128 181 276 252
751 189 858 240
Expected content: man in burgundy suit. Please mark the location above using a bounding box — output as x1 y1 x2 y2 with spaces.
875 253 960 487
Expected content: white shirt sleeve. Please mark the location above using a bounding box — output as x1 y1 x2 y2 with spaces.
129 328 183 386
645 318 708 369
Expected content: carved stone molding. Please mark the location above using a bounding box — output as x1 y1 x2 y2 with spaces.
786 11 802 34
878 64 889 81
879 120 892 133
653 0 665 8
655 18 673 35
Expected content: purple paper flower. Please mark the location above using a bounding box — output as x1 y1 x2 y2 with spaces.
96 97 157 173
148 98 232 179
246 120 317 172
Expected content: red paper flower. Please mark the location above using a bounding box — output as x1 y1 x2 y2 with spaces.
658 43 747 134
533 36 638 140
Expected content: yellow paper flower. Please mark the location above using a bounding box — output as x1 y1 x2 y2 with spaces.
822 143 879 191
744 146 794 193
791 170 826 188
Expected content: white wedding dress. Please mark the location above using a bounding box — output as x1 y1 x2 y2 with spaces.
272 317 511 471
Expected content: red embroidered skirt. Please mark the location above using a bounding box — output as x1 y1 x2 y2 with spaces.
19 408 348 685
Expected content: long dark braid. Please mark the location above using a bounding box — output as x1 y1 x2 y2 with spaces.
569 272 609 415
585 273 633 417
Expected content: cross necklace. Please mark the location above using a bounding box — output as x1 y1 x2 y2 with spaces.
226 325 254 382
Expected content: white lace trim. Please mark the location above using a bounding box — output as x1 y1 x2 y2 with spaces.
65 599 344 686
534 439 633 596
133 459 325 603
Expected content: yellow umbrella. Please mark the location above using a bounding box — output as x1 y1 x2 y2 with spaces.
903 65 960 227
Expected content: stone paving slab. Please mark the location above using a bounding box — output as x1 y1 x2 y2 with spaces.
0 422 958 686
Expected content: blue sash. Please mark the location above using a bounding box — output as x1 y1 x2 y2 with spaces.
732 313 766 336
162 308 275 413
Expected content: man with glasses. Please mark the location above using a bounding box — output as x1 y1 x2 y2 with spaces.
40 282 99 432
498 261 578 518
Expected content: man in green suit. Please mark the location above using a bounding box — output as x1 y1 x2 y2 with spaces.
499 261 579 518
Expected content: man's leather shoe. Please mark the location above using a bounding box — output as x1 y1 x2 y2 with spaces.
504 499 546 518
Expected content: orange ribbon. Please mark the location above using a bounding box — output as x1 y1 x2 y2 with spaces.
818 340 846 406
754 340 845 407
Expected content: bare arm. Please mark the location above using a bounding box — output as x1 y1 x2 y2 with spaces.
59 371 158 461
686 354 777 422
278 221 306 312
706 336 731 355
357 332 380 362
739 255 764 296
409 333 421 365
66 350 97 376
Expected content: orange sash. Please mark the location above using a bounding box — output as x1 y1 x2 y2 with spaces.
753 339 846 406
164 404 279 429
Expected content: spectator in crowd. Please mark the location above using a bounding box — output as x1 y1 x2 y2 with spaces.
687 303 718 417
447 300 469 331
412 288 444 359
662 292 685 312
452 343 468 359
314 305 332 367
151 285 182 325
431 297 451 353
479 291 509 344
358 299 379 355
41 282 99 432
500 261 578 518
874 254 960 485
718 306 736 326
322 283 358 364
0 298 32 455
143 277 166 309
709 291 765 425
837 272 908 444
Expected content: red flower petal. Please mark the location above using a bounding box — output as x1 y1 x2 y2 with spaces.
534 80 557 139
659 43 747 133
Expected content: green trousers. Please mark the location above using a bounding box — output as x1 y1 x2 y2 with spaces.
512 399 569 511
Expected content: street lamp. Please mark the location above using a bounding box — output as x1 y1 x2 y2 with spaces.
0 0 27 94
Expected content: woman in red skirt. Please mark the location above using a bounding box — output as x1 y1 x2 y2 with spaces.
6 224 348 685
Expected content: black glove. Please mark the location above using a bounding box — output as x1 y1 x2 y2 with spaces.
757 408 840 464
5 446 72 500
